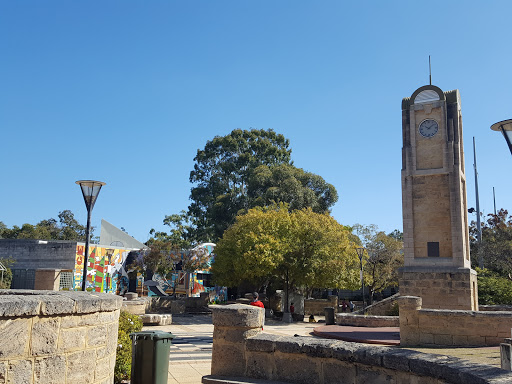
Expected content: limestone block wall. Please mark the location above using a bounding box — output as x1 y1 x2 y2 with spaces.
207 305 512 384
304 296 338 315
399 296 512 347
399 267 478 310
357 293 399 316
0 289 122 384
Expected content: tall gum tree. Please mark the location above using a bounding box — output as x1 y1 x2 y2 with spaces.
188 129 292 241
186 128 338 243
247 164 338 213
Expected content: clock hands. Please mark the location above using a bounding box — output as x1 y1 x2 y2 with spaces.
420 120 438 137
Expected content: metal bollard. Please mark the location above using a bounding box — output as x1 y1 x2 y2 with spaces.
324 307 335 325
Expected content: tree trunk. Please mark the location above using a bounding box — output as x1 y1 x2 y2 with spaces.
285 269 289 313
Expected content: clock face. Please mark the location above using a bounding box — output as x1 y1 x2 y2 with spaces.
419 119 439 138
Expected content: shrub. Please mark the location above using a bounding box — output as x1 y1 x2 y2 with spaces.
477 268 512 305
0 258 13 289
114 311 143 384
385 301 399 316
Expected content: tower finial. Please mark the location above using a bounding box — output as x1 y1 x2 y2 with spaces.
429 55 432 85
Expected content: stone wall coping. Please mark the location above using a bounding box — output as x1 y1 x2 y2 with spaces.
419 308 512 318
0 289 123 316
336 313 398 321
245 334 512 383
399 266 477 274
480 305 512 312
304 297 336 302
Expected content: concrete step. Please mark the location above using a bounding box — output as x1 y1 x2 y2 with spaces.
186 307 212 315
202 375 291 384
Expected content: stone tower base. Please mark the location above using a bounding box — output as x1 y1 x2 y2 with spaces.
398 266 478 310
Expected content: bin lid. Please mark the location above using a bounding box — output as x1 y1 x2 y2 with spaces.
129 331 175 341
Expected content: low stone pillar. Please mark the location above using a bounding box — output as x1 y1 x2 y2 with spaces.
211 304 264 377
501 338 512 370
398 296 422 346
125 292 138 300
34 268 61 290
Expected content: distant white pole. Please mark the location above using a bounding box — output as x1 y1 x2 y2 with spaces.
493 187 497 216
473 137 483 269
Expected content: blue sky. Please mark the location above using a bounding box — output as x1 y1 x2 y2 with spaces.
1 1 511 244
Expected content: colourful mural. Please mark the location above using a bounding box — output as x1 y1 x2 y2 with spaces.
145 243 216 297
73 244 137 292
72 242 217 296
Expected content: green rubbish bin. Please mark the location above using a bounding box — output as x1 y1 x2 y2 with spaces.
129 330 175 384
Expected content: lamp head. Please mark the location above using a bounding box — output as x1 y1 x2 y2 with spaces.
491 119 512 156
356 247 366 261
76 180 106 210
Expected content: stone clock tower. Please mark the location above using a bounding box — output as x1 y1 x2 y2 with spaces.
399 85 478 310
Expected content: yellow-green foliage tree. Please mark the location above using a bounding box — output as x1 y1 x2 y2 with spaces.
212 205 360 304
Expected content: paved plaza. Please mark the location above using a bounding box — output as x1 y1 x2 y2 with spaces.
142 314 322 383
142 313 502 384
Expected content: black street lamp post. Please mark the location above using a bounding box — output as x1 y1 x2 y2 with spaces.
76 180 106 291
356 247 366 310
490 119 512 156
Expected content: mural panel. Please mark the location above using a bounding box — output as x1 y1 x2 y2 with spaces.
73 244 135 292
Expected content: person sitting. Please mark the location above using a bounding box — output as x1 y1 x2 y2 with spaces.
250 292 264 308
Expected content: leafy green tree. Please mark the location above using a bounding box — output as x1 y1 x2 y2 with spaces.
476 267 512 305
58 210 87 241
188 128 292 241
134 240 177 280
470 209 512 276
0 210 89 241
388 229 403 242
179 128 339 244
0 257 14 289
212 205 359 307
353 224 404 304
135 239 212 296
148 210 196 249
247 164 338 213
0 221 6 235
